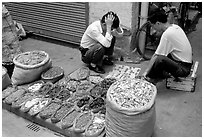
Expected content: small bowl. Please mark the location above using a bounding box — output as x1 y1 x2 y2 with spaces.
77 67 90 80
41 66 64 83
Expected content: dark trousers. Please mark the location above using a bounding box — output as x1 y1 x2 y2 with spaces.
147 54 192 79
104 36 115 56
79 36 115 66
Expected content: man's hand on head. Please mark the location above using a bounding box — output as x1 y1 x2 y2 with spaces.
105 13 115 27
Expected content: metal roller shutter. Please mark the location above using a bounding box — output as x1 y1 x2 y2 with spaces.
3 2 89 45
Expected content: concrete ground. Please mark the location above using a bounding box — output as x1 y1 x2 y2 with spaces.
2 13 202 137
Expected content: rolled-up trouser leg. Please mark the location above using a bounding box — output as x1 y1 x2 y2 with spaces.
147 55 191 79
82 43 105 66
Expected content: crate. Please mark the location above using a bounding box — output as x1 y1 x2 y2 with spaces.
166 61 199 92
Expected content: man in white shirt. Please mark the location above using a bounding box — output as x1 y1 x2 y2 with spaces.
142 10 193 84
79 11 123 74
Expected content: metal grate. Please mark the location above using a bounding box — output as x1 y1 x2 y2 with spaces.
3 2 88 44
26 123 41 132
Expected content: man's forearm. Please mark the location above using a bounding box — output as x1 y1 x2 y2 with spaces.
143 54 158 76
106 25 112 35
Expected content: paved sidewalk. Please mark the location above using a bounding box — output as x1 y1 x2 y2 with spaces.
2 12 202 137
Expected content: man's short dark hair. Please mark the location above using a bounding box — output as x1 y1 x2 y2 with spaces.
101 11 120 29
148 9 168 24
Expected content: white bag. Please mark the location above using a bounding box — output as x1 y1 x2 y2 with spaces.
13 20 26 37
105 102 156 137
11 51 52 85
105 79 157 137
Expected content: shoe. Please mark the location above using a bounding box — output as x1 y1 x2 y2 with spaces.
103 57 113 65
143 76 161 85
88 65 105 74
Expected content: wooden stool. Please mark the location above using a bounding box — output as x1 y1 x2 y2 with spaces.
166 61 199 92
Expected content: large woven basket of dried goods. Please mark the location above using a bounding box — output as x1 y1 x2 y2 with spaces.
105 78 157 137
2 66 11 90
41 66 64 83
12 50 52 85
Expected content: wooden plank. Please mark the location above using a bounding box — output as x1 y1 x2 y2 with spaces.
191 61 199 78
166 77 196 92
166 61 199 92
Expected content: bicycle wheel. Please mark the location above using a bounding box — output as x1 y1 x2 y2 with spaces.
135 22 160 60
178 2 190 31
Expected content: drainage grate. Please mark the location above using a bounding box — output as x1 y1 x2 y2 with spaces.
26 123 41 132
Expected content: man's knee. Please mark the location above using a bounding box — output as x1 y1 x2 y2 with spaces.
94 43 105 55
154 55 167 65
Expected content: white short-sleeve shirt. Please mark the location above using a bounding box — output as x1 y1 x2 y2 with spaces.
80 20 113 48
155 24 192 63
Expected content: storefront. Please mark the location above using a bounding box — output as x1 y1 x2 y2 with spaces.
3 2 89 44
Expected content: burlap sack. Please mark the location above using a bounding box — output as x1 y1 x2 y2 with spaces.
11 51 52 85
2 44 22 63
105 102 156 137
2 32 18 46
105 79 157 137
2 15 14 28
2 5 21 64
2 5 9 17
2 5 16 34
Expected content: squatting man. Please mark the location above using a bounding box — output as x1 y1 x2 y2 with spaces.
79 11 124 74
142 9 193 85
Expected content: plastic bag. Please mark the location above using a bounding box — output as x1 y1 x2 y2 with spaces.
13 20 26 37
